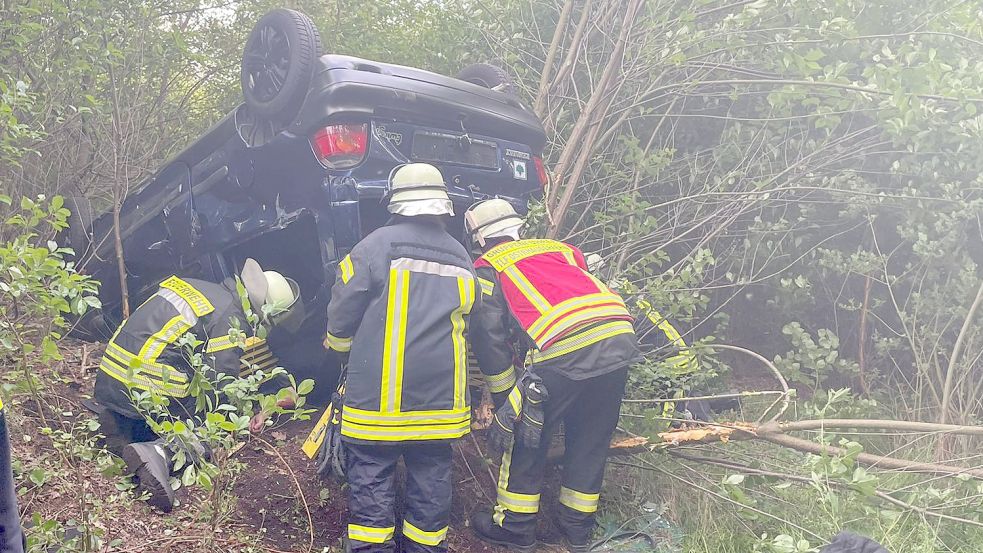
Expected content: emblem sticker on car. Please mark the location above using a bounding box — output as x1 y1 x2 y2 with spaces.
504 148 530 160
375 126 403 146
511 159 528 180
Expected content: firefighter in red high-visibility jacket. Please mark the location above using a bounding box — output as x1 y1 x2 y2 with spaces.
464 199 640 553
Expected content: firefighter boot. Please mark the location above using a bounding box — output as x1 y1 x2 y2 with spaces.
471 511 536 553
123 441 175 512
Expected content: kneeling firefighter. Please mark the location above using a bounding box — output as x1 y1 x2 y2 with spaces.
465 199 641 553
0 399 25 553
322 163 479 553
92 259 302 512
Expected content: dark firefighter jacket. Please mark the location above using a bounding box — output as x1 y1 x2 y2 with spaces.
94 276 251 420
471 239 639 398
323 217 479 444
1 399 25 553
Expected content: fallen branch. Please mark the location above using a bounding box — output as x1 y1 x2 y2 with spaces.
670 452 983 529
611 418 983 479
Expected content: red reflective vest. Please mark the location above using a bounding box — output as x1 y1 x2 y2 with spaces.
474 239 633 350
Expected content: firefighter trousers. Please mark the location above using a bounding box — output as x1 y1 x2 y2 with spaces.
344 441 453 553
491 367 628 544
1 412 25 553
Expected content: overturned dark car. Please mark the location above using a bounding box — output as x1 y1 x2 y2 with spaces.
70 9 547 388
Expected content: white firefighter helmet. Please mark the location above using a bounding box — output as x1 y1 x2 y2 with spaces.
240 258 305 332
387 163 454 216
464 198 524 247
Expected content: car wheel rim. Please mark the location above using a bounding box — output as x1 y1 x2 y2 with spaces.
244 24 291 103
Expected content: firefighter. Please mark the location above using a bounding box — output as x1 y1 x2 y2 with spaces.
92 259 301 512
323 163 478 553
0 399 25 553
464 199 640 553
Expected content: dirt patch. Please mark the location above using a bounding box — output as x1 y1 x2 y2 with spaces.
6 339 568 552
236 420 565 552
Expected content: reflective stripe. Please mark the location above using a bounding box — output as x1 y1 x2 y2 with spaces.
497 487 540 513
451 276 475 410
478 277 496 296
507 385 522 415
536 304 632 349
339 419 470 441
391 257 473 279
158 276 214 316
323 331 353 352
527 292 628 343
504 266 550 313
482 239 571 271
649 311 698 375
559 487 599 513
561 249 578 266
348 524 395 544
137 314 192 364
339 255 355 284
531 320 636 364
342 406 470 425
104 341 189 382
158 288 198 325
484 366 516 394
493 446 514 526
381 269 410 412
240 339 279 375
402 520 447 546
205 334 237 353
99 354 189 397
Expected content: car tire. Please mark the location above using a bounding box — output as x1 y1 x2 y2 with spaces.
240 9 323 122
456 63 515 95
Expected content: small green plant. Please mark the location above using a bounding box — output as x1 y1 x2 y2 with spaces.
0 194 100 406
773 323 858 391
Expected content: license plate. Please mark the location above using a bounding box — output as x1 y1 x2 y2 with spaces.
411 131 498 169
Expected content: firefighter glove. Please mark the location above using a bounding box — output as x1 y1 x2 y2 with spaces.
515 374 548 448
487 385 523 454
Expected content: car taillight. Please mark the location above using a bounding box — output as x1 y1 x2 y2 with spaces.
311 124 368 169
533 156 549 187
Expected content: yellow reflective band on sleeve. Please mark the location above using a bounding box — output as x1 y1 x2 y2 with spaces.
531 320 635 364
240 338 279 375
323 331 353 352
649 311 698 375
159 276 214 316
0 397 4 410
559 486 600 513
478 277 496 296
205 334 237 353
402 520 448 546
451 276 475 410
504 266 550 313
339 255 355 284
507 385 523 415
484 366 517 394
348 524 395 544
137 314 193 364
381 269 410 413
